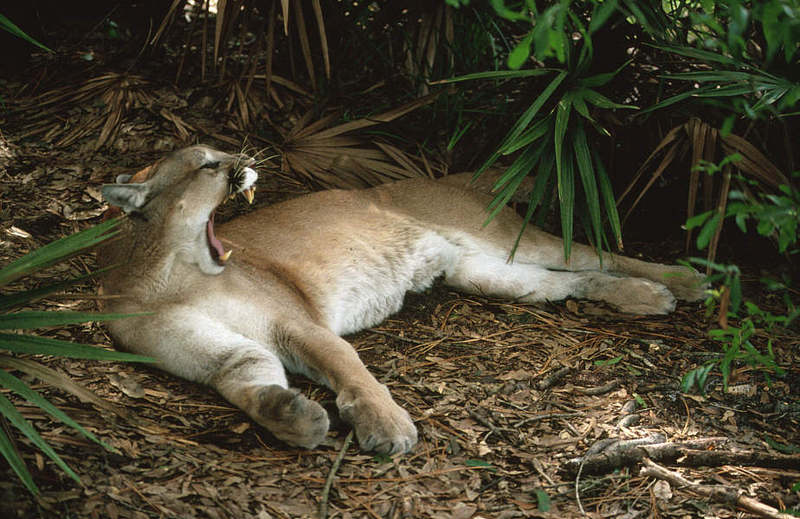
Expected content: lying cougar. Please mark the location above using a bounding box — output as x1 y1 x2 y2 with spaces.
98 145 704 454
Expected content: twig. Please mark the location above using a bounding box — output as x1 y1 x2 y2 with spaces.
640 458 790 519
536 366 572 390
563 437 800 477
318 430 354 519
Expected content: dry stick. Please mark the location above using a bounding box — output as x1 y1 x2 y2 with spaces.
640 458 790 519
318 430 354 519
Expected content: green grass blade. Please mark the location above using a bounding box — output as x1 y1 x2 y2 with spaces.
485 143 544 222
649 43 737 66
0 392 81 485
0 333 154 362
500 117 551 155
477 70 567 176
0 266 116 312
0 311 133 330
0 370 116 453
0 14 52 53
594 149 623 250
557 149 575 261
583 89 637 109
0 420 38 495
432 68 557 84
554 93 572 199
573 123 603 252
509 154 556 259
0 219 120 287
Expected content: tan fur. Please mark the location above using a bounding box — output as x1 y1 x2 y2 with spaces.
98 145 705 454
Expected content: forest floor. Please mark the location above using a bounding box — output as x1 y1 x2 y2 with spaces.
1 42 799 519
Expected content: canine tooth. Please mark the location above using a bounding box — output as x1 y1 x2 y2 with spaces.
219 250 232 263
242 186 255 204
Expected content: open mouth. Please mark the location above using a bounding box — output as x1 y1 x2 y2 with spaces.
207 178 256 265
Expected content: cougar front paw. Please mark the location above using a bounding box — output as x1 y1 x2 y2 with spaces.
336 385 417 455
256 385 329 449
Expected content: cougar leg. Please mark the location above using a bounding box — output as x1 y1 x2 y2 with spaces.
114 314 329 449
444 251 677 315
273 321 417 455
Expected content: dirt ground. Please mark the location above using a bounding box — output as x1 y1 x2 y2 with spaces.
1 48 799 519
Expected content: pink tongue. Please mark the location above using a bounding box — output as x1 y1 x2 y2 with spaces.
207 212 226 263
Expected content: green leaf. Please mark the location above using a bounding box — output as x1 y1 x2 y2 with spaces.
477 70 567 175
685 210 714 231
696 212 723 250
0 333 154 362
595 355 623 366
534 488 551 511
583 89 637 110
465 459 495 471
0 218 120 287
508 31 534 70
501 117 551 155
0 14 52 53
579 59 632 88
557 149 575 261
486 145 543 223
573 123 603 253
594 149 623 249
436 68 557 84
0 311 134 330
0 422 38 495
0 392 81 486
589 0 618 34
0 370 117 453
0 266 115 312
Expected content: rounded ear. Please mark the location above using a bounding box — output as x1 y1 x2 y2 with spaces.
115 174 133 184
101 183 151 213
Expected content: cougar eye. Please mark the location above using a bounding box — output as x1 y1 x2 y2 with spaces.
200 161 221 170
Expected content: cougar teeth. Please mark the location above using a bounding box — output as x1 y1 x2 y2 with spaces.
219 250 232 263
242 186 256 204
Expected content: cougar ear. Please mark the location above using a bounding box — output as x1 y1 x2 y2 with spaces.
101 183 151 213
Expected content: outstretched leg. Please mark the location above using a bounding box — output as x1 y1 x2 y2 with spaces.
110 312 329 449
444 250 677 314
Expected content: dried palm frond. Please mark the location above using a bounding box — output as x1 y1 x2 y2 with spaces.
279 94 441 189
14 73 170 151
153 0 330 91
402 3 455 94
618 117 790 266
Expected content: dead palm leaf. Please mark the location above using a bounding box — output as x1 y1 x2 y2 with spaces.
15 73 161 151
618 117 791 268
280 95 441 189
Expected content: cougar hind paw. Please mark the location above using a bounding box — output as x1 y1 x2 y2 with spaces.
256 385 330 449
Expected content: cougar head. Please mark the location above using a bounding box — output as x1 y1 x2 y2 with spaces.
101 145 258 276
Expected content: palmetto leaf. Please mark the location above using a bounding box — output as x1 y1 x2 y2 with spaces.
0 218 119 287
0 370 116 453
0 311 132 330
0 416 38 495
0 393 81 488
0 333 153 362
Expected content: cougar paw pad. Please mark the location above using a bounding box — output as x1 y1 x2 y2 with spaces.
256 385 329 449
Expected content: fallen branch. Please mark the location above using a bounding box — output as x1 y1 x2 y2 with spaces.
640 458 791 519
563 437 800 477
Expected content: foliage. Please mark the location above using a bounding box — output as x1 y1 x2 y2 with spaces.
0 13 52 53
0 219 153 495
681 172 798 394
441 1 630 260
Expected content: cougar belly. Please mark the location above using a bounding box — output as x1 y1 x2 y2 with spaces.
319 229 459 336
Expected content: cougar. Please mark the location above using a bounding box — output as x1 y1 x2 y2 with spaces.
98 145 705 454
